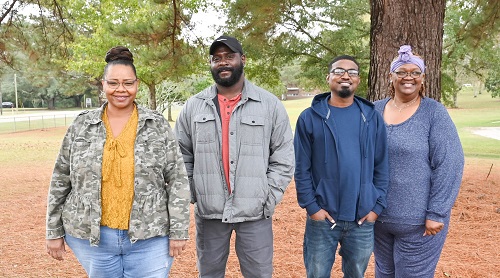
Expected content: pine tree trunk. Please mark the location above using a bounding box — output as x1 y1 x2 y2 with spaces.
167 103 173 122
148 83 157 110
368 0 446 101
48 97 56 110
73 95 82 108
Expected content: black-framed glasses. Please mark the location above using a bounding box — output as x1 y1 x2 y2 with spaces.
393 71 422 78
210 53 238 64
103 79 138 89
330 68 359 77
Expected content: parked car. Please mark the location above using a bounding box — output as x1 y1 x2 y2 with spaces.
2 101 14 108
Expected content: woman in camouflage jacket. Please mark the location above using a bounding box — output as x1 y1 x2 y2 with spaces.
45 46 190 277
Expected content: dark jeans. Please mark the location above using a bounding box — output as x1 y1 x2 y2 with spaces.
303 217 374 278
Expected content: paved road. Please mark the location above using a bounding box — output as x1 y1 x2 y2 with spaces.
0 110 84 123
471 127 500 141
1 109 499 141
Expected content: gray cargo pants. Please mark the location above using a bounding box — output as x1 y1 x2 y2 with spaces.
195 215 274 278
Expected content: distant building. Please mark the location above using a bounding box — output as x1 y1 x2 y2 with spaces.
282 87 317 100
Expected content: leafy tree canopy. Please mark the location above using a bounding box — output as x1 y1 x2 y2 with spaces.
2 0 500 108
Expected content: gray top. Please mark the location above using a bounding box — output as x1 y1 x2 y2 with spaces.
374 97 464 225
175 79 295 223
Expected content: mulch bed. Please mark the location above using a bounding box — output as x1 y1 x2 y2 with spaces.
0 130 498 277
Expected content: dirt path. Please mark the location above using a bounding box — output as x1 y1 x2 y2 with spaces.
0 132 498 277
470 127 500 141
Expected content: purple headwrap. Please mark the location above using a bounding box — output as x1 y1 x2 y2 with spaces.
390 45 425 73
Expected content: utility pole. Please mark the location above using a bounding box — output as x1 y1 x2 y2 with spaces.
14 73 18 110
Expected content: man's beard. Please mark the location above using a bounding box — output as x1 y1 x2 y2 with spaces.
338 87 354 98
211 62 244 87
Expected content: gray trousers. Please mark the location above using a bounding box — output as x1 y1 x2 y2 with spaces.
195 215 274 278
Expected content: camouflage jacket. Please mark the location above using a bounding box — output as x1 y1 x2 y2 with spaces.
175 80 295 223
46 103 190 246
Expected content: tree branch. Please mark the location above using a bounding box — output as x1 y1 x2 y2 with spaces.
0 0 18 25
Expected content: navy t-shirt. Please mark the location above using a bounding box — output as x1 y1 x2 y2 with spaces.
328 103 362 221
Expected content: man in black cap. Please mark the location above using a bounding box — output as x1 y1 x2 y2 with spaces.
175 35 295 277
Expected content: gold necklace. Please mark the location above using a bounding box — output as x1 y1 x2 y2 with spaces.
392 96 419 112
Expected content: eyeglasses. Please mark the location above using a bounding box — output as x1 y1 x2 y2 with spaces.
210 53 238 64
393 71 422 78
103 79 138 89
330 68 359 77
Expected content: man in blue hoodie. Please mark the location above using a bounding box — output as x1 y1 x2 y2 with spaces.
294 55 389 278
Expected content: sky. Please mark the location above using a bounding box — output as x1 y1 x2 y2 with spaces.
184 2 226 44
4 0 225 43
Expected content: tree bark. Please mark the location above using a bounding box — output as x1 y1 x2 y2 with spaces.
48 97 56 110
148 83 157 110
368 0 446 101
167 102 173 122
73 95 82 108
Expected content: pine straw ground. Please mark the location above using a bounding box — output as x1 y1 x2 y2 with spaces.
0 129 498 278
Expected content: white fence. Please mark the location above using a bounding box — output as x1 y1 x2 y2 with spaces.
0 111 82 134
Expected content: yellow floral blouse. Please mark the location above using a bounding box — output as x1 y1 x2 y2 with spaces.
100 106 138 230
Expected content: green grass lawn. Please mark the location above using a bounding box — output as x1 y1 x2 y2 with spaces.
279 89 500 160
1 88 498 164
0 129 66 165
448 88 500 159
0 116 76 133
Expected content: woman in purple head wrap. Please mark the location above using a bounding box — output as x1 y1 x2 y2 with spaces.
372 45 464 277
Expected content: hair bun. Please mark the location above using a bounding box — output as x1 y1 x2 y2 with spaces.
105 46 134 63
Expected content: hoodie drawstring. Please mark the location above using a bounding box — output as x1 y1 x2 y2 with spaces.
323 109 332 164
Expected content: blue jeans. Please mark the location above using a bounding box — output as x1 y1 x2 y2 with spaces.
65 226 173 278
303 217 374 278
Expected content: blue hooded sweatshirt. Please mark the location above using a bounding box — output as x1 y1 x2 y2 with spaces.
294 92 389 221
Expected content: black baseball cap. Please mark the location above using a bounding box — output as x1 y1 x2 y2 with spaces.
209 35 244 55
